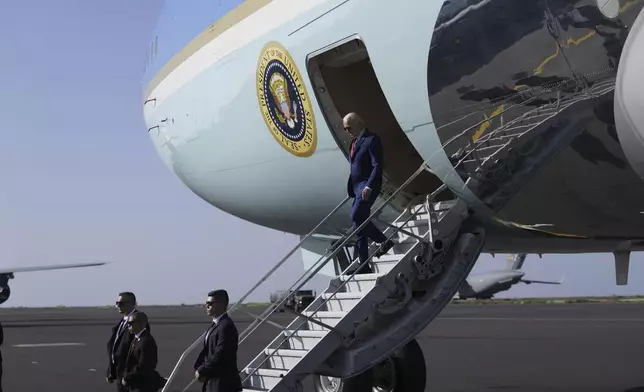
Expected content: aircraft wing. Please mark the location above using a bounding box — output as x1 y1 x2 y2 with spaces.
521 272 565 286
0 262 107 275
521 279 561 285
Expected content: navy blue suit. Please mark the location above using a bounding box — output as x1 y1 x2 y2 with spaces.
347 129 388 263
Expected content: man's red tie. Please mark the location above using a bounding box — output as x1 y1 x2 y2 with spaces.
350 139 356 158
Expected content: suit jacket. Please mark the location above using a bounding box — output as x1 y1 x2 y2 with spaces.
123 330 162 392
347 129 384 199
194 314 242 392
107 309 150 379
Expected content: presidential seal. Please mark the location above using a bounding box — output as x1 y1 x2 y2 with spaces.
256 41 317 157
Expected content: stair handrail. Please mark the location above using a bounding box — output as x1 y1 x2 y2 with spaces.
179 164 432 392
163 163 430 392
160 195 351 392
237 162 429 338
450 79 613 166
232 191 428 348
235 176 435 347
240 181 447 386
453 87 606 173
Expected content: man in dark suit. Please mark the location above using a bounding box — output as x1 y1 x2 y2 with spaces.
122 312 164 392
107 292 148 391
344 112 394 274
194 289 242 392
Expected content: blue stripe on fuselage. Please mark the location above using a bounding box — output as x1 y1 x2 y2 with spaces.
142 0 246 89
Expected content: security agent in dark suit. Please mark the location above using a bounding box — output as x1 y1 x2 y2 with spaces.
107 292 150 391
344 112 394 274
122 312 165 392
194 290 242 392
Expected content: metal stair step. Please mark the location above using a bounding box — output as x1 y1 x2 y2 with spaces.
373 253 400 262
243 368 287 390
371 253 402 274
395 226 429 243
389 237 422 254
262 348 307 370
367 237 416 258
301 311 345 331
410 201 453 222
394 219 428 228
372 260 398 274
320 292 364 312
282 330 327 350
339 273 381 293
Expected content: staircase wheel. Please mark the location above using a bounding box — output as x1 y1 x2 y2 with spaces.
313 339 426 392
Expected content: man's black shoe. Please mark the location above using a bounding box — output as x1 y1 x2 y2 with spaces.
346 261 373 275
375 240 395 258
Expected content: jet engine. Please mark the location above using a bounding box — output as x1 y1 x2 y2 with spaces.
0 284 10 304
0 273 13 304
615 8 644 180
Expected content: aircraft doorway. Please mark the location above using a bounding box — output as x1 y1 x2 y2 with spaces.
306 38 447 207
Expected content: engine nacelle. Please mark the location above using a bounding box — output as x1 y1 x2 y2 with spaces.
615 8 644 180
0 285 11 305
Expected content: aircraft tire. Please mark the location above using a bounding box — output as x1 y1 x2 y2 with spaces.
312 338 426 392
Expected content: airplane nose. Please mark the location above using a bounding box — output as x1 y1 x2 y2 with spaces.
615 8 644 180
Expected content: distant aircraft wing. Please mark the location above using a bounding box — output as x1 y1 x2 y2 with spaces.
520 278 562 285
521 272 565 285
0 262 107 275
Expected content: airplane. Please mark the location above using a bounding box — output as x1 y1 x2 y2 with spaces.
0 262 106 305
456 254 564 300
140 1 644 391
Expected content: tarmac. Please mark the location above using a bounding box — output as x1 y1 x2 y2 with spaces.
1 302 644 392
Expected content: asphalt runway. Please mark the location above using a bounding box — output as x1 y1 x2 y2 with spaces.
1 302 643 392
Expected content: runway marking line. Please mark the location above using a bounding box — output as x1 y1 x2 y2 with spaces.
438 317 644 322
13 343 86 348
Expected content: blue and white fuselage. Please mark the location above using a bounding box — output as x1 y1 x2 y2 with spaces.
142 0 468 235
142 0 644 258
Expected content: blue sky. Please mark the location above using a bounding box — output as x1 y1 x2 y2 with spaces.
1 0 643 308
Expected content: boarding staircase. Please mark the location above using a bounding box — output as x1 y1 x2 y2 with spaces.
160 75 617 392
160 163 487 392
451 77 617 179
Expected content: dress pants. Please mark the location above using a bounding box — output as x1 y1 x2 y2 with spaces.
350 192 387 263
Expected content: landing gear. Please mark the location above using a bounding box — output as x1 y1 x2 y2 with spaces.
313 339 426 392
